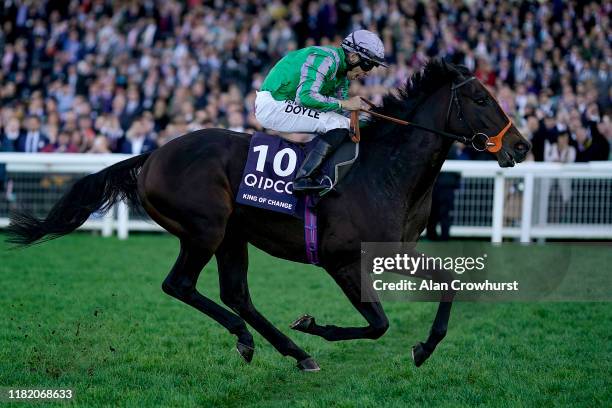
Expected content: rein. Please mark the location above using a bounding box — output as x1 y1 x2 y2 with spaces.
353 77 512 152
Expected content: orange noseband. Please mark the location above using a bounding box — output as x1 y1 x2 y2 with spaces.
485 120 512 153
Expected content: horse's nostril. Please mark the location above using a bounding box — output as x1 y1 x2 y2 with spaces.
515 142 528 152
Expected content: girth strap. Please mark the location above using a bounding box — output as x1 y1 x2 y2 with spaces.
304 195 319 265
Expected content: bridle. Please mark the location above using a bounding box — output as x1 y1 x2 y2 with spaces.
358 76 513 152
445 76 512 153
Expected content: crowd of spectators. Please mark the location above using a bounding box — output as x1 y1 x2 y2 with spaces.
0 0 610 162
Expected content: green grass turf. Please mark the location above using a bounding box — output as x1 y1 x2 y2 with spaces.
0 234 609 407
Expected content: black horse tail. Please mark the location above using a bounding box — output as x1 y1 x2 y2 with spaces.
6 153 152 246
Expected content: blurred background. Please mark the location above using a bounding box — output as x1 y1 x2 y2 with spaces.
0 0 610 241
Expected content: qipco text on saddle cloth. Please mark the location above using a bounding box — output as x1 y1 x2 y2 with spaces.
236 133 304 216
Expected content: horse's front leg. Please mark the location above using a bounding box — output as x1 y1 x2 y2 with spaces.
291 261 389 341
387 249 456 367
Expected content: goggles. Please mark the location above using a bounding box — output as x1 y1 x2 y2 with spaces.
358 58 377 72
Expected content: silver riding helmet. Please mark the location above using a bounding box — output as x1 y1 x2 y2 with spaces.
341 29 388 67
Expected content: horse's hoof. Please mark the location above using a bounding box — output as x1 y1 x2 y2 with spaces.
411 342 430 367
290 314 315 332
236 342 254 363
297 357 320 372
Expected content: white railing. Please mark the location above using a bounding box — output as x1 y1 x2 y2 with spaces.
441 161 612 242
0 153 611 242
0 153 129 237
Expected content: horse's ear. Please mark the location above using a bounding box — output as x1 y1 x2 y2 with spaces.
445 61 472 81
440 59 456 74
454 63 473 77
441 60 460 81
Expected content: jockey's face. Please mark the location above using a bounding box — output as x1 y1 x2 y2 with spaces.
347 65 367 81
346 53 373 81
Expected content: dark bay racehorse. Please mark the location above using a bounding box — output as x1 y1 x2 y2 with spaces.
7 60 530 371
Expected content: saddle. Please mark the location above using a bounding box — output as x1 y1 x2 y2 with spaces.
319 110 361 193
316 139 359 195
284 110 361 195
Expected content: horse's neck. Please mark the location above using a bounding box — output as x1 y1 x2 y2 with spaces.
361 86 453 204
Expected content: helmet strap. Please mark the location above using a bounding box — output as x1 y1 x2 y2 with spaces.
344 51 361 71
343 31 361 71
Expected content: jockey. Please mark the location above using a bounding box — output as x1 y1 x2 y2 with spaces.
255 29 387 192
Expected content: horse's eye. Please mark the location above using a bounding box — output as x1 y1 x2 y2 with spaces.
475 97 487 105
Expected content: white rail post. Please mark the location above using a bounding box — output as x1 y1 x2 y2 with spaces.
491 171 505 243
102 206 113 237
117 201 129 240
520 173 535 243
537 178 550 226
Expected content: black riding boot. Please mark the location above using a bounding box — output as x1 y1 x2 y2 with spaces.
293 128 348 192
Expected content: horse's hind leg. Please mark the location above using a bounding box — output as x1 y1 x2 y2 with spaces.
290 261 390 341
162 240 255 362
216 235 318 371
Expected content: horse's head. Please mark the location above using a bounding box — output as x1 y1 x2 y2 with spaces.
445 65 531 167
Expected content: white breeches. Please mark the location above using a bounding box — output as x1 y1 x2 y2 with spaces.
254 91 350 134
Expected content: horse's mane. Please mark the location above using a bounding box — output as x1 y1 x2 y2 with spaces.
363 59 472 138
